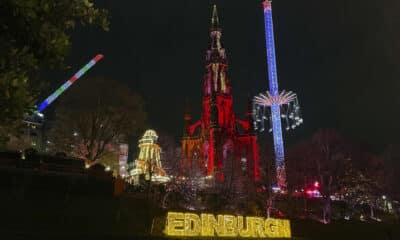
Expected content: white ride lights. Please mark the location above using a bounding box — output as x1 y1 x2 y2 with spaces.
253 90 303 133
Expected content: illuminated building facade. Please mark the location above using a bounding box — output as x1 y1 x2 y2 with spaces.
131 130 168 183
181 6 260 185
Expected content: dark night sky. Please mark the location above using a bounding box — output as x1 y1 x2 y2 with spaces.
46 0 400 151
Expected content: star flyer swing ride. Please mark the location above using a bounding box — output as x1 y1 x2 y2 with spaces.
253 1 303 189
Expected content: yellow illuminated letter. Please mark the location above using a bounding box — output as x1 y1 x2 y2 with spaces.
222 215 237 237
264 218 280 238
237 216 253 237
184 213 201 236
254 217 266 238
279 219 292 238
200 214 225 236
201 214 212 236
166 212 185 236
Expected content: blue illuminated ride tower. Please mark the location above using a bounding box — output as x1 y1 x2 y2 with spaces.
253 1 303 188
264 0 285 188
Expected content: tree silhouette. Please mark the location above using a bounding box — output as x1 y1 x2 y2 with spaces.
49 77 146 165
0 0 108 146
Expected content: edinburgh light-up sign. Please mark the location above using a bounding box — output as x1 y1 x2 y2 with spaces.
165 212 291 238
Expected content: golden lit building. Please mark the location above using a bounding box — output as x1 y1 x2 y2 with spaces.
130 130 168 183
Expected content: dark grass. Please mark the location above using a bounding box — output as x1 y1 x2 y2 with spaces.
1 194 398 240
0 167 399 239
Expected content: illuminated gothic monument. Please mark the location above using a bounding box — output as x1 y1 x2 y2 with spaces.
181 6 260 184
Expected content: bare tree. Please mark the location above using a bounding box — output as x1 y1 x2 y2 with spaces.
338 159 381 219
49 77 146 165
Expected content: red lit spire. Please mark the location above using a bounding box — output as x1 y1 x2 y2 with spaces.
183 99 192 137
247 97 256 133
208 5 224 56
204 5 230 96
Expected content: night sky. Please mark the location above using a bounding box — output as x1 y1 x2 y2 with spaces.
46 0 400 151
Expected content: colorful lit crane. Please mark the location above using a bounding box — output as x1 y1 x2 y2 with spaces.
37 54 104 112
